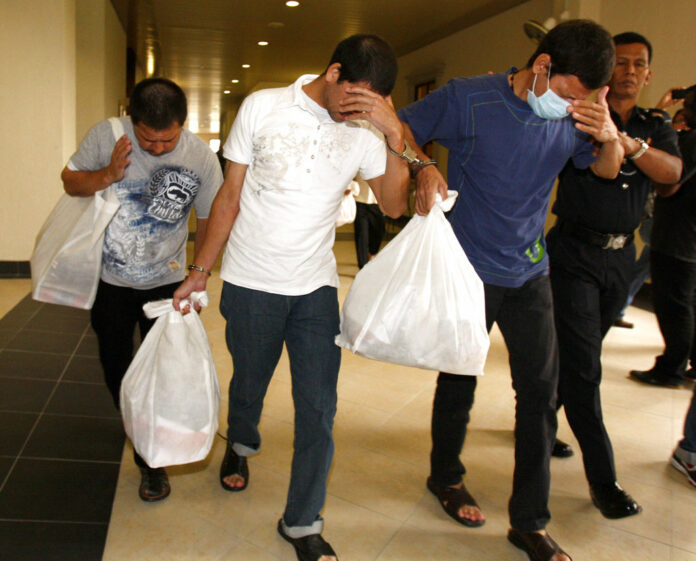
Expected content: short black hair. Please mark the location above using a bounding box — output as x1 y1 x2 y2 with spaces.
326 34 397 96
613 32 652 62
526 19 615 90
130 77 187 129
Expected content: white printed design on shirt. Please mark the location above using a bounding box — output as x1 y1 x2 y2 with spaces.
250 122 359 192
103 166 200 283
147 167 199 223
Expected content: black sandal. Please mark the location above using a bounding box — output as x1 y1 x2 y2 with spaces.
507 528 572 561
138 466 170 502
427 477 485 527
277 519 337 561
220 442 249 492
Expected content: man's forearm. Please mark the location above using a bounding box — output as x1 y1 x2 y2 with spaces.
378 154 410 218
590 138 624 179
621 134 683 184
61 167 115 197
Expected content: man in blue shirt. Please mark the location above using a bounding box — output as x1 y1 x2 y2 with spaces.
398 20 622 561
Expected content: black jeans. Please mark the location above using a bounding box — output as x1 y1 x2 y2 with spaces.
547 227 634 485
430 276 559 532
651 249 696 378
91 280 180 468
354 202 385 269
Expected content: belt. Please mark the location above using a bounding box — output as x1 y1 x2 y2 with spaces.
559 220 634 250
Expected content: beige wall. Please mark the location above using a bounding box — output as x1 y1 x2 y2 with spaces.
0 0 125 262
393 0 696 236
599 0 695 110
75 0 127 143
0 0 76 262
1 0 694 263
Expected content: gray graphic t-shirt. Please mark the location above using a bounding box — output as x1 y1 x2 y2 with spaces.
68 117 222 289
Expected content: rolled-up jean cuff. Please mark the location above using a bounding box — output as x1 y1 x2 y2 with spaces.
232 442 258 457
280 516 324 538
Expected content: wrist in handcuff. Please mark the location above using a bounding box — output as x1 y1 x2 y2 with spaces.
385 139 437 177
187 264 212 276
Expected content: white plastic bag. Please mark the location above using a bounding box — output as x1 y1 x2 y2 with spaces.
335 191 489 375
31 118 123 309
336 181 358 227
120 291 220 468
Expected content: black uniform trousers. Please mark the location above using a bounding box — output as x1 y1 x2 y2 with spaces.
650 249 696 377
547 227 634 485
430 275 558 532
354 202 385 269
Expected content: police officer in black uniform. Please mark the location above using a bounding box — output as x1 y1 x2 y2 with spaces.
546 32 682 519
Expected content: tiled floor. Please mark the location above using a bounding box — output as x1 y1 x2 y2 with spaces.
0 284 124 561
1 241 696 561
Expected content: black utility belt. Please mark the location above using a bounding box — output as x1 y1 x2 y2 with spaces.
559 220 634 250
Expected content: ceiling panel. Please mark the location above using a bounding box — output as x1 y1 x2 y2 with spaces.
111 0 530 133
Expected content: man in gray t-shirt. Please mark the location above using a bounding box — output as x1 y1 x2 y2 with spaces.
61 77 222 503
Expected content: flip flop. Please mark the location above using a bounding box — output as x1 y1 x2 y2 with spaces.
277 519 337 561
426 477 485 527
507 528 572 561
219 442 248 492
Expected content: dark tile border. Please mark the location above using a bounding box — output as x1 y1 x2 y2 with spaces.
0 261 30 279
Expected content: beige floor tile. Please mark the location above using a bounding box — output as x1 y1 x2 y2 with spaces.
216 540 281 561
0 278 32 317
5 233 696 561
672 480 696 553
673 549 696 561
328 444 425 521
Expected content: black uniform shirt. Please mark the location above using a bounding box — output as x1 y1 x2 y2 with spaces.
652 129 696 261
552 105 680 234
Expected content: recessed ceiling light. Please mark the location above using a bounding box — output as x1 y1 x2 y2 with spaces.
223 90 231 94
242 64 250 69
286 1 300 6
268 21 284 29
257 41 269 46
231 79 239 84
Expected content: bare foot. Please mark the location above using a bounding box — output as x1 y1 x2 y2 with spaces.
533 531 571 561
447 482 486 524
222 473 245 488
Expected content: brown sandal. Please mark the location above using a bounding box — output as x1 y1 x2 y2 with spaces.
507 528 572 561
426 477 485 527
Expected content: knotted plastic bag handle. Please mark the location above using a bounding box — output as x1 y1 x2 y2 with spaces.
142 291 209 319
432 190 458 213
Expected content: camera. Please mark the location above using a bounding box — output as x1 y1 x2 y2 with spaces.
672 84 696 99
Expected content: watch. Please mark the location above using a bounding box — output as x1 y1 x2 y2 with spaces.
627 137 649 160
386 140 437 176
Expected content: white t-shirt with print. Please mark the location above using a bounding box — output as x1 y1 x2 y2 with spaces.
68 117 223 289
221 74 387 296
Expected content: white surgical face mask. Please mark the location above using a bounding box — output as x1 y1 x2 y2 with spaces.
527 63 570 120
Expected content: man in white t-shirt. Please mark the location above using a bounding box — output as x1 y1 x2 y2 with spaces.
62 78 223 503
174 34 411 561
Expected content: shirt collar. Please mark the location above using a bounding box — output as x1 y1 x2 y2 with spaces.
277 74 330 119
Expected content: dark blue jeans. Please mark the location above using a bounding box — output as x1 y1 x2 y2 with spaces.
219 282 340 533
430 276 559 532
